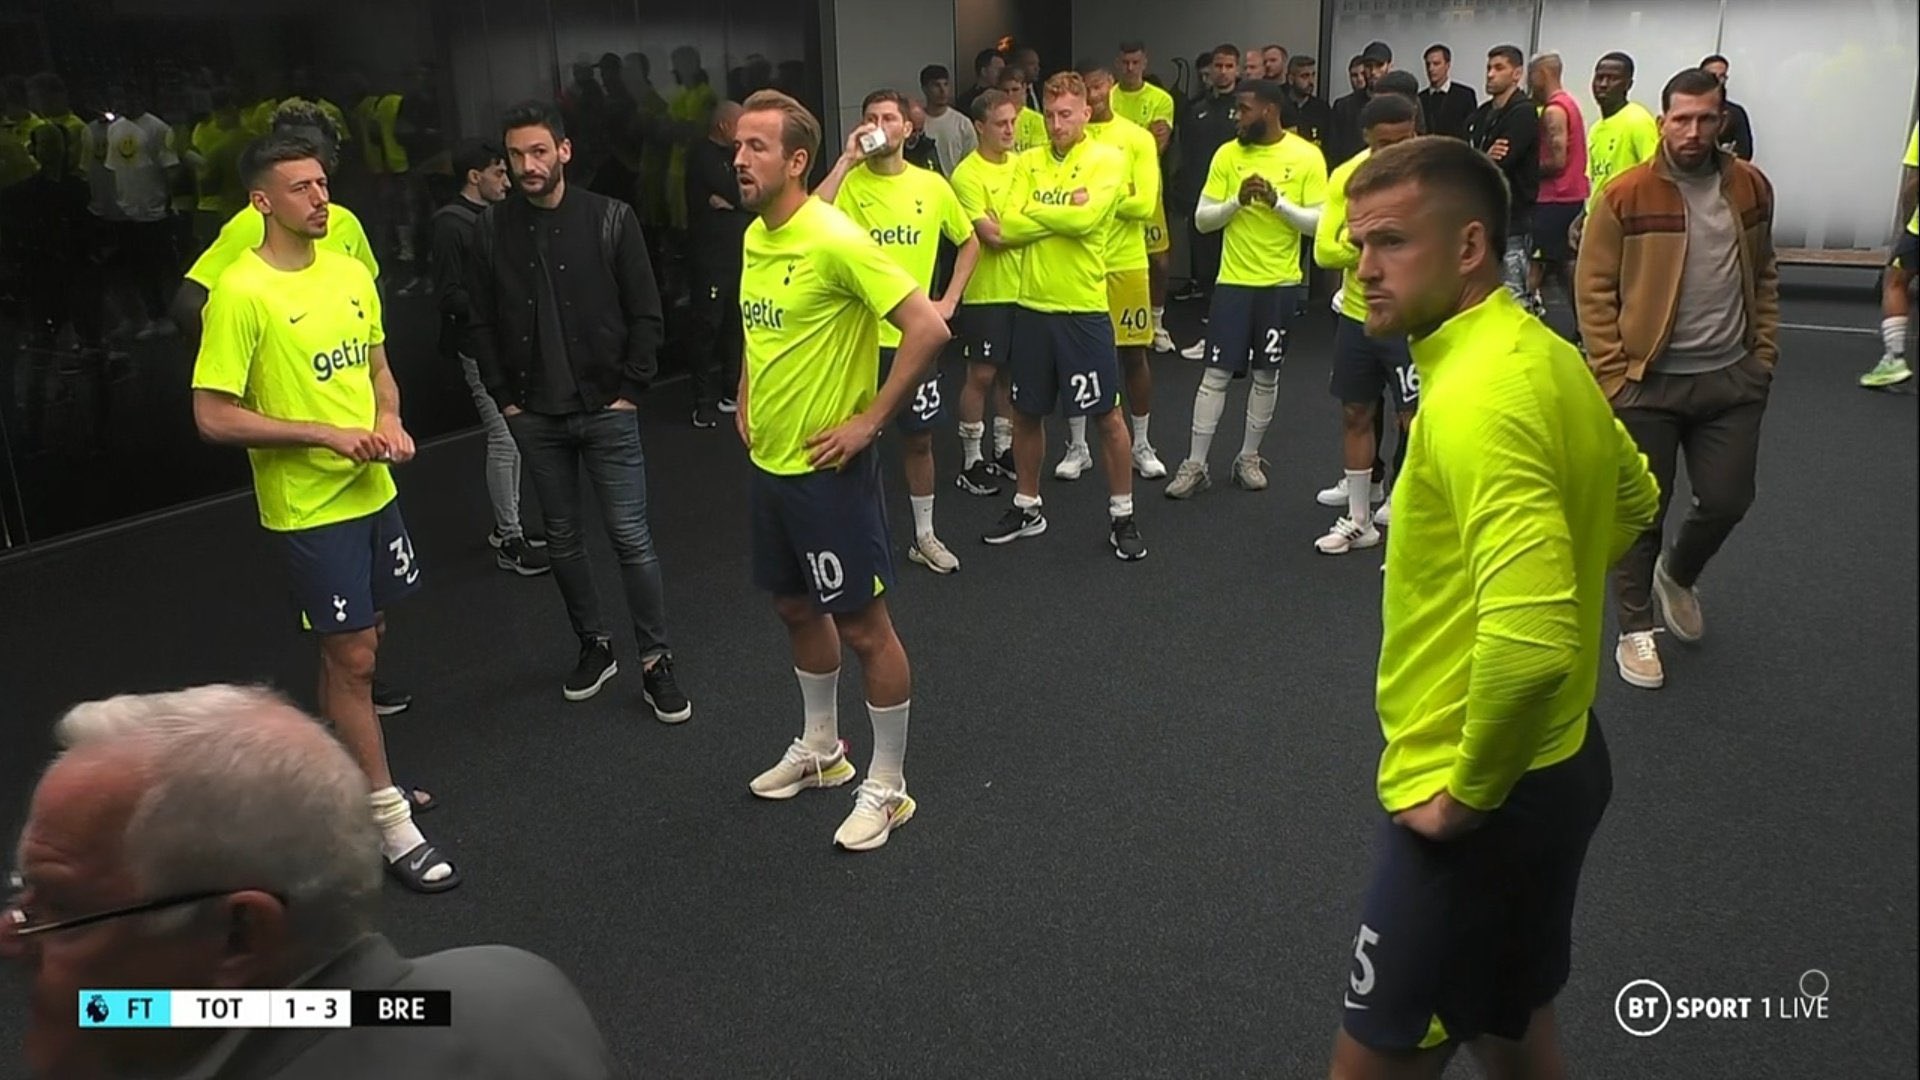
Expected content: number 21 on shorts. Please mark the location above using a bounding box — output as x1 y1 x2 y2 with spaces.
1070 371 1102 410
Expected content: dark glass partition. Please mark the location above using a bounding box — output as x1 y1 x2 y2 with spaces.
0 0 823 548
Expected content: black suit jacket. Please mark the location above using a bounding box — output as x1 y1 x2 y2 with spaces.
1420 83 1478 139
1720 100 1755 161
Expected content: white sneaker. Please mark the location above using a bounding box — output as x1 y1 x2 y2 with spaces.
1616 631 1665 689
1179 339 1209 361
1374 497 1391 526
750 738 857 799
1053 442 1094 480
907 534 960 574
1315 476 1385 508
1151 328 1175 353
833 779 916 851
1330 288 1346 315
1132 443 1168 479
1315 516 1382 554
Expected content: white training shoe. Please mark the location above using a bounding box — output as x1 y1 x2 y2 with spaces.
833 779 916 851
750 738 857 800
907 534 961 574
1374 497 1391 526
1151 327 1176 353
1132 443 1168 479
1315 516 1382 554
1053 442 1094 480
1616 631 1665 689
1179 339 1209 361
1315 475 1386 508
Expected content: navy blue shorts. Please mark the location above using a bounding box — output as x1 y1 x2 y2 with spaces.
1892 230 1919 272
956 302 1015 368
1340 715 1612 1052
1203 284 1302 373
880 347 946 434
1531 202 1582 266
1329 315 1419 413
750 450 894 614
1009 308 1121 418
284 500 421 634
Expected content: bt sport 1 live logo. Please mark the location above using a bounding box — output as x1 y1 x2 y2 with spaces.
1615 969 1832 1038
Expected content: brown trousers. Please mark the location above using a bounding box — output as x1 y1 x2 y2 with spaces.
1611 352 1771 633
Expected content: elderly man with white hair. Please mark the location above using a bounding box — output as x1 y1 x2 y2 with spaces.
3 685 622 1080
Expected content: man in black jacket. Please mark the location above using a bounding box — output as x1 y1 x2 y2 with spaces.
1284 55 1333 149
1419 43 1478 138
1174 44 1243 302
466 100 693 722
1700 54 1754 160
686 101 750 428
431 141 548 575
1463 45 1541 304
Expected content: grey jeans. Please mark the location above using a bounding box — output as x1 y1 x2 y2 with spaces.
461 355 524 540
1611 352 1771 632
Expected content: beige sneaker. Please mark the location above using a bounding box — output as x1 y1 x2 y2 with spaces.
1231 453 1269 491
750 738 857 800
1164 459 1210 499
1653 556 1702 642
1616 631 1665 689
833 779 916 851
908 534 960 574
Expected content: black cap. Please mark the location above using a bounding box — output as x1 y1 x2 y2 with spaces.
1240 79 1289 108
1362 41 1393 63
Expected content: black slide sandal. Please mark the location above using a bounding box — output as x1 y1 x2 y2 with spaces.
387 843 461 893
395 783 436 813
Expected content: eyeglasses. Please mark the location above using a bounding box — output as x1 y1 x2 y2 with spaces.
5 871 267 940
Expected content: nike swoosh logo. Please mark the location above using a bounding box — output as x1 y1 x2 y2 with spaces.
819 589 844 603
1344 995 1370 1011
289 313 307 323
409 851 430 872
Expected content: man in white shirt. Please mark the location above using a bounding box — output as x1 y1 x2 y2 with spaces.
95 82 180 338
919 65 978 176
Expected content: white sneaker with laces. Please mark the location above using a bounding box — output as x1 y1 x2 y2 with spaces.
1179 339 1209 361
1053 442 1094 480
908 534 961 574
1315 516 1382 554
1151 328 1176 353
1132 443 1168 479
1616 631 1665 689
1374 497 1391 526
1316 476 1385 508
834 779 916 851
750 738 857 799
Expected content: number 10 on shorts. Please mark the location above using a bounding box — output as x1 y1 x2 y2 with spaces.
806 550 844 597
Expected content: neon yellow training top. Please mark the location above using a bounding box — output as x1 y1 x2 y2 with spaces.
1586 101 1659 211
186 203 380 289
831 163 973 347
1316 148 1370 322
1111 83 1176 138
1203 134 1327 287
949 150 1024 305
1904 124 1917 235
191 249 397 532
1014 108 1048 153
1085 115 1159 273
1377 289 1660 813
739 197 919 476
997 137 1127 314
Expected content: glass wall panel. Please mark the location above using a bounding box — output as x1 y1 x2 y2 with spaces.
1535 0 1724 145
1328 0 1537 100
0 0 821 547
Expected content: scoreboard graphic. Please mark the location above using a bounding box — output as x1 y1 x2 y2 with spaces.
79 990 452 1028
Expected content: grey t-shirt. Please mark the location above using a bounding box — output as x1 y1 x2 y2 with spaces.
1657 159 1748 375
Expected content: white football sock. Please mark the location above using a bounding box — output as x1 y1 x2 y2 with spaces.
910 494 936 541
1132 412 1151 449
1066 415 1088 449
1241 369 1279 458
1151 305 1165 331
958 420 985 468
992 416 1013 455
1346 468 1373 528
797 666 840 753
1014 491 1042 510
370 787 452 883
867 699 910 791
1108 494 1134 520
1883 316 1910 360
1190 367 1231 464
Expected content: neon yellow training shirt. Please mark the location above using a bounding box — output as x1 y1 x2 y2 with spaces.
1586 101 1659 211
949 150 1024 304
191 250 398 533
831 163 973 347
1316 148 1371 322
1111 83 1176 137
187 203 380 289
740 197 919 476
1085 115 1159 273
1904 124 1917 235
997 136 1127 314
1377 289 1660 814
1203 134 1328 287
1015 108 1048 153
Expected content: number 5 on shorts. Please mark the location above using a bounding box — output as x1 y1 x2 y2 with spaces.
1349 924 1380 997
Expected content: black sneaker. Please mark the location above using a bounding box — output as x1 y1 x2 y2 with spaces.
497 537 551 577
1110 515 1147 561
954 460 1001 496
989 449 1018 481
983 503 1047 545
641 655 693 724
372 680 413 717
692 405 719 429
1172 281 1204 303
489 528 548 550
565 638 619 702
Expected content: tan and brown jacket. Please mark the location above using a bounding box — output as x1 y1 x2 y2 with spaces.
1574 148 1780 399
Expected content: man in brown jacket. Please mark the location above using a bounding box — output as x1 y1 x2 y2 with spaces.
1575 66 1779 691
